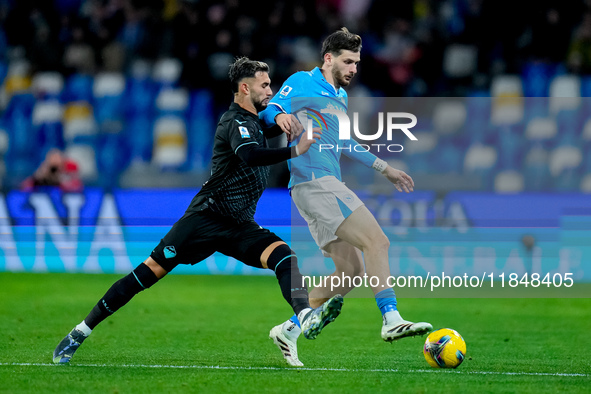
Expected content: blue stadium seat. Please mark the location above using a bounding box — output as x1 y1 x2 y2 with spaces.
124 115 153 163
93 73 126 127
63 74 94 103
549 145 583 191
463 143 498 189
521 62 559 97
581 76 591 97
496 125 524 171
125 76 156 118
186 90 215 171
96 132 129 187
523 97 548 123
0 61 9 86
523 144 551 191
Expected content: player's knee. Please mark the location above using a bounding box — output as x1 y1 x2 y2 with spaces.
132 262 159 290
266 243 298 275
369 233 390 252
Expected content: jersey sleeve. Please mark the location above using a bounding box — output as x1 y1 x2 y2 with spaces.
228 118 260 154
341 138 379 168
259 73 305 127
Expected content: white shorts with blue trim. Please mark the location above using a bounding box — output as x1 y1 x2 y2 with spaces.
291 176 364 255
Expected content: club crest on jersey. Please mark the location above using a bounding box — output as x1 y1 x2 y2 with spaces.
164 245 177 259
279 85 293 97
239 126 250 138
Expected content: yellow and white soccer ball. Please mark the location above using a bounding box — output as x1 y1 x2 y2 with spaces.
423 328 466 368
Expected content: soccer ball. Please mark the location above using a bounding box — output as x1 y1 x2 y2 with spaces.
423 328 466 368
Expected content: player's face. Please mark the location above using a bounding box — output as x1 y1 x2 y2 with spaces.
248 71 273 112
331 50 360 88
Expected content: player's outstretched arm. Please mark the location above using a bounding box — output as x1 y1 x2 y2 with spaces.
381 166 414 193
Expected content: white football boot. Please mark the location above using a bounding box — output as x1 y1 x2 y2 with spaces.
381 311 432 342
269 320 303 367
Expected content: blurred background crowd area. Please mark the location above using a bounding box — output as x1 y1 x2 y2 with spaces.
1 0 591 191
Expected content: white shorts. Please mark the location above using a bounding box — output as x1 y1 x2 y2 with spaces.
292 176 364 254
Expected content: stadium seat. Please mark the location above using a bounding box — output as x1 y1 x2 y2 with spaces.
63 74 94 103
463 143 497 188
32 100 65 154
402 131 438 174
442 44 477 78
187 90 215 171
549 75 581 114
152 116 188 169
582 118 591 150
580 173 591 192
63 116 97 143
31 72 64 100
549 145 583 191
125 115 153 163
3 59 32 98
496 125 524 170
490 75 523 125
155 87 189 116
582 76 591 97
494 170 524 193
152 58 183 87
93 72 126 128
464 95 491 143
96 131 129 187
32 100 63 125
434 139 464 174
432 100 467 136
0 61 7 86
523 97 548 123
524 117 557 148
125 75 156 118
64 143 98 181
521 61 555 97
523 144 551 191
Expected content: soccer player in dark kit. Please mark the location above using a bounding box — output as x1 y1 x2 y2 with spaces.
52 57 343 364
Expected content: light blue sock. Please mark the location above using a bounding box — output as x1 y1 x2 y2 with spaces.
375 288 397 315
289 314 300 328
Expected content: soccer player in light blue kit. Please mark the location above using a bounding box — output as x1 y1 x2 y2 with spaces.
261 28 432 366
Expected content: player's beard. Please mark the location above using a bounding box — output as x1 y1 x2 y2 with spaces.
252 95 268 113
333 68 353 88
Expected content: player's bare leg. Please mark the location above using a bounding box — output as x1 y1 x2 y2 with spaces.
309 239 364 308
335 206 432 341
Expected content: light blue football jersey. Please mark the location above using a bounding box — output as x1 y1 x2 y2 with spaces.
260 67 377 188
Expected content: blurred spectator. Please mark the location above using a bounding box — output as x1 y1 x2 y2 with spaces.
63 22 96 74
568 12 591 74
21 148 83 192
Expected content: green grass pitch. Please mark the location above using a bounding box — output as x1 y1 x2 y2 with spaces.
0 272 589 393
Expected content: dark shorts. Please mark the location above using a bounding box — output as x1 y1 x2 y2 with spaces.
150 210 283 272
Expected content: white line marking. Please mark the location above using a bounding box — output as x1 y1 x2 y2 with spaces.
0 363 588 377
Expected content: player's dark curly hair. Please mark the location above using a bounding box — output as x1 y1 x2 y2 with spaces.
321 27 362 58
229 57 269 93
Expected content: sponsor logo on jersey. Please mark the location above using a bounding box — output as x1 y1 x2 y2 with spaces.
239 126 250 138
164 245 177 259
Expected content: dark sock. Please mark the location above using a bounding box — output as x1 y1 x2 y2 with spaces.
84 263 159 329
267 244 310 315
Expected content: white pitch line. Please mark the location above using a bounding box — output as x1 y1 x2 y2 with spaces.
0 363 589 377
